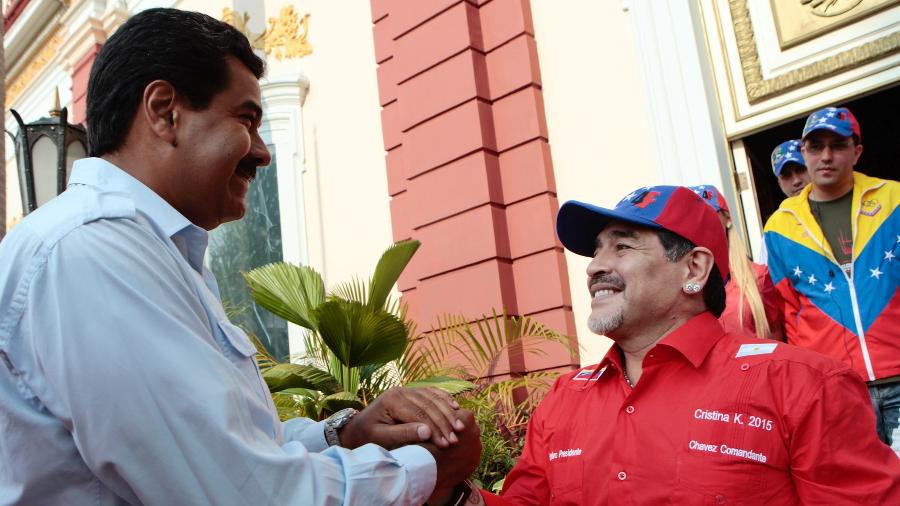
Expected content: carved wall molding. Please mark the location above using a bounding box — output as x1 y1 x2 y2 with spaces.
729 0 900 104
5 30 63 108
223 5 312 61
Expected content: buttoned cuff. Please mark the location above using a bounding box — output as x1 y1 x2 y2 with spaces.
283 418 329 453
390 444 437 504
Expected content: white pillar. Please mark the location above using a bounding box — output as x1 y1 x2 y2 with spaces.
260 72 310 356
628 0 734 199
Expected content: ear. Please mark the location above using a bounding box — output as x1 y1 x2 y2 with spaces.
852 143 863 164
141 80 179 146
682 246 715 292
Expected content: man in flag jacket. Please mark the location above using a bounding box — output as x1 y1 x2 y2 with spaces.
763 106 900 454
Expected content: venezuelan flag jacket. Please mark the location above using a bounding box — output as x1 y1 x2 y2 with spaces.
763 172 899 382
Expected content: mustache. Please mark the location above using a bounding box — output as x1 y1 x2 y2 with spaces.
236 159 258 179
589 273 625 290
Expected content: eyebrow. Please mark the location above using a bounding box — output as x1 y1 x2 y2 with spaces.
595 228 639 249
238 100 264 124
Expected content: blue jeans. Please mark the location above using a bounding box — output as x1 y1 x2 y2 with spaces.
868 381 900 458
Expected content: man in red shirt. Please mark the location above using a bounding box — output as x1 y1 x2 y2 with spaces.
439 185 899 505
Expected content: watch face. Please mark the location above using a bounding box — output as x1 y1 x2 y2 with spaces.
332 408 357 426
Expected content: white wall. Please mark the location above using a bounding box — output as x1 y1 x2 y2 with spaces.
281 1 394 291
530 0 658 365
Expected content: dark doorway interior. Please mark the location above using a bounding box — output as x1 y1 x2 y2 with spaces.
740 83 899 225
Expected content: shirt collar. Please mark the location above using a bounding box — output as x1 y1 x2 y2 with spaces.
600 312 726 370
68 157 208 272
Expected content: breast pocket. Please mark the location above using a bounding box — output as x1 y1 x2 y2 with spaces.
674 453 764 505
548 457 584 505
216 318 258 362
215 318 280 437
675 407 776 505
215 318 269 396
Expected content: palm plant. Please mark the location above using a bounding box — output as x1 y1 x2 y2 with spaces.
243 239 473 420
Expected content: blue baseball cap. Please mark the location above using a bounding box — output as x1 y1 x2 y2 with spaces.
688 185 729 214
802 107 860 141
556 185 729 281
770 140 805 177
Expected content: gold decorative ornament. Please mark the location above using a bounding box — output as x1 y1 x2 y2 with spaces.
5 31 64 109
6 214 22 231
223 6 312 61
801 0 864 17
771 0 899 48
730 0 900 104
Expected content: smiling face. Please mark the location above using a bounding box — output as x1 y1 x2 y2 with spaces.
172 57 271 230
586 221 689 341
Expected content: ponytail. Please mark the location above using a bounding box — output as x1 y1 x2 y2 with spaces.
727 224 770 339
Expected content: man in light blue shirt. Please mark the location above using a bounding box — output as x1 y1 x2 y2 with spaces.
0 8 479 505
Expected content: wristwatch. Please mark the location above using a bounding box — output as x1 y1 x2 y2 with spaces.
323 408 358 447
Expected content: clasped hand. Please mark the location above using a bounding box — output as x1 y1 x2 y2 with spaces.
337 386 482 504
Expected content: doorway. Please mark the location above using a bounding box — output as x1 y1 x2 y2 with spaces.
740 83 900 227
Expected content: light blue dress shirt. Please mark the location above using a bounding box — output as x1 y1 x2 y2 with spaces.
0 158 435 505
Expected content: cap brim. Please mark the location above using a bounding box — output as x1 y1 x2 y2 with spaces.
803 124 853 140
557 200 661 257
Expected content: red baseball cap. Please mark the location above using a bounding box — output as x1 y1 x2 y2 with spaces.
556 185 729 281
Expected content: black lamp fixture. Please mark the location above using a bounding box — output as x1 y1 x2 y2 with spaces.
9 93 88 214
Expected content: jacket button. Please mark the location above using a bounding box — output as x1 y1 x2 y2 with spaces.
625 405 635 414
715 494 726 504
617 471 627 480
740 363 750 371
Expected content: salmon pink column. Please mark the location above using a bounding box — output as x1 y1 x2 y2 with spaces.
372 0 578 375
70 44 102 125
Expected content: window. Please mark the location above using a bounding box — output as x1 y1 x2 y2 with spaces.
207 145 289 360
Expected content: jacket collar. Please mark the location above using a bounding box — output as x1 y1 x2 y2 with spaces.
601 312 727 371
68 157 195 239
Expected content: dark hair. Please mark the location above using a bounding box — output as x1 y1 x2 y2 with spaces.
86 8 265 156
656 229 727 317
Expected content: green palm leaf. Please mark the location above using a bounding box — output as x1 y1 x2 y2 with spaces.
272 391 315 420
330 277 368 305
404 310 571 381
262 363 342 394
243 263 325 330
246 331 278 371
321 391 365 415
314 300 408 367
367 240 420 311
405 376 476 394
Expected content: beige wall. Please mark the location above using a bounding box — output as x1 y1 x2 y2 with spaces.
530 0 658 365
285 1 394 289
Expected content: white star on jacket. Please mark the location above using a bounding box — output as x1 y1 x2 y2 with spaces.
808 274 817 285
870 267 883 279
886 251 896 262
823 282 835 294
794 266 803 277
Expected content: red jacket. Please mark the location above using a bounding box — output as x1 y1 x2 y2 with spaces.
482 313 900 505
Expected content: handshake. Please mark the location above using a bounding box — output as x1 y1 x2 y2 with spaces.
336 386 484 505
